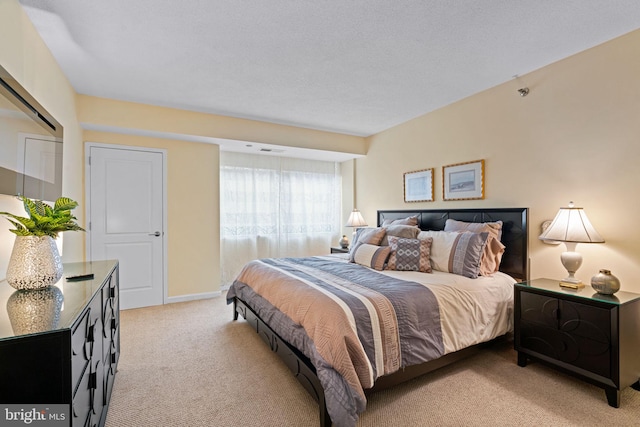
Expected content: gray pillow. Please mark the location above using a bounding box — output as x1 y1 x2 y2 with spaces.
381 224 420 245
381 215 419 227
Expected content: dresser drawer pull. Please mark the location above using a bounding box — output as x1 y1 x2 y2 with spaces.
87 320 96 343
89 372 97 389
84 324 95 359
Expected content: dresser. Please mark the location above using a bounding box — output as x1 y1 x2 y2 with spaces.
514 278 640 407
0 260 120 427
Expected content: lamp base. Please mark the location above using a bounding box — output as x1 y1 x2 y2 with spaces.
559 280 585 290
560 248 584 289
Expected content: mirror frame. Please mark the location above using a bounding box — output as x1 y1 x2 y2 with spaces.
0 64 63 200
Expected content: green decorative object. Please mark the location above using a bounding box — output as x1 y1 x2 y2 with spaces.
1 196 84 290
0 196 84 237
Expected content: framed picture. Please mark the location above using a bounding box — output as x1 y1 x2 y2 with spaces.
443 159 485 201
404 168 434 202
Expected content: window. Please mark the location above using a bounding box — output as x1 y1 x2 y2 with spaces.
220 152 341 286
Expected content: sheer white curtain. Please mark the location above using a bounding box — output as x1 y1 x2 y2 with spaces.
220 152 341 286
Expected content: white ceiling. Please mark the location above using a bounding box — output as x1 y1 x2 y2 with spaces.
17 1 640 146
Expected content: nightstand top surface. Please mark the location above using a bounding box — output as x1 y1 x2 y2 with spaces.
517 278 640 305
330 246 349 253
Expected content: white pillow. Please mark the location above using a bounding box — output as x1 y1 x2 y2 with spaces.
351 243 391 271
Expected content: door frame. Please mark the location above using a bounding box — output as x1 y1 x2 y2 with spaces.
84 141 168 306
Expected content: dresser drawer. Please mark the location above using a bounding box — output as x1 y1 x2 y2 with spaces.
72 364 91 427
104 354 117 406
74 359 104 427
0 260 119 427
71 310 92 389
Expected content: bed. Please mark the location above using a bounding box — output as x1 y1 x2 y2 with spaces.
227 208 528 427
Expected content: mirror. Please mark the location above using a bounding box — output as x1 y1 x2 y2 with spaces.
0 64 63 201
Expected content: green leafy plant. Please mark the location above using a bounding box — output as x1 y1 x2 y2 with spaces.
0 196 85 237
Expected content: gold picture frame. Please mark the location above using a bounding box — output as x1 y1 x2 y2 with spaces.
443 159 485 201
404 168 434 202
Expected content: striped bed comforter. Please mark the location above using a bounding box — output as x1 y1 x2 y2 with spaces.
226 256 514 427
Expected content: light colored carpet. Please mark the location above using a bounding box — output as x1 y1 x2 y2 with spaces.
105 296 640 427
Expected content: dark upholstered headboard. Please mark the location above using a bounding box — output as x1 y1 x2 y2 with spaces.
377 208 529 281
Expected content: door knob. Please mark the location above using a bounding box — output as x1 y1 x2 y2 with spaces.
149 231 161 236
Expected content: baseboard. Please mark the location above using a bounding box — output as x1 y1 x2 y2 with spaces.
166 291 221 304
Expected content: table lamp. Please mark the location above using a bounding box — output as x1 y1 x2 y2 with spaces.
539 202 604 287
344 209 367 246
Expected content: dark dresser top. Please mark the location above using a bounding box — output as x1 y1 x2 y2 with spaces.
0 259 118 340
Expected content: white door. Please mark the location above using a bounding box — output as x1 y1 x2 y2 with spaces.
87 144 166 309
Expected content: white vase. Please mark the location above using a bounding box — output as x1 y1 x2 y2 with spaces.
6 236 63 290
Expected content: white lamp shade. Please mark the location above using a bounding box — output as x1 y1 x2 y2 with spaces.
539 204 604 243
345 209 367 228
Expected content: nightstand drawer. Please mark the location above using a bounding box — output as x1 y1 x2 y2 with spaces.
560 300 611 343
520 292 612 342
520 292 558 328
518 290 613 378
519 322 611 378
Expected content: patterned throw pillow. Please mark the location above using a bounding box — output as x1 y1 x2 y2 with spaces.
385 236 432 273
417 230 489 279
351 244 392 271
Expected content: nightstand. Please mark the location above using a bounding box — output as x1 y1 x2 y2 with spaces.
514 278 640 407
330 247 349 254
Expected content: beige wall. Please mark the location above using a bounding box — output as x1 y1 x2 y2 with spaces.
77 95 366 156
340 159 355 238
359 29 640 292
0 0 84 279
77 96 365 297
1 0 363 297
3 0 640 297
